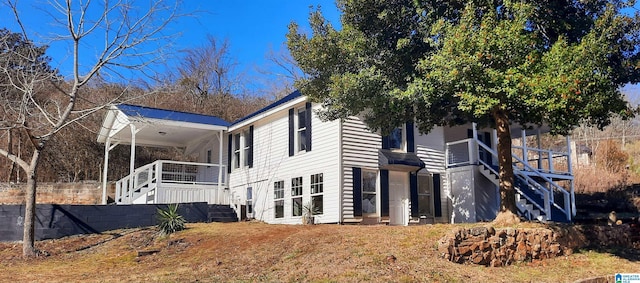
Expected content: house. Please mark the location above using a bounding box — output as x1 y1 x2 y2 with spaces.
97 90 576 224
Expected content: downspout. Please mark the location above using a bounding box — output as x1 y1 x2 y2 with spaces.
218 129 224 204
338 119 344 224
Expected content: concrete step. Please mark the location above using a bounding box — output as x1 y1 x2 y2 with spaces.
208 205 238 223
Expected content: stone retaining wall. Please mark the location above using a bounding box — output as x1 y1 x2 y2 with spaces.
0 182 113 204
437 225 633 267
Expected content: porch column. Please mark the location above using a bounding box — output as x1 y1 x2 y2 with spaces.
129 124 137 198
471 123 478 164
101 137 111 204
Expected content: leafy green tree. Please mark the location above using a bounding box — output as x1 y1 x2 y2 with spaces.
287 0 639 222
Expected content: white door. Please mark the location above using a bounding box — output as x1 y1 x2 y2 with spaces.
389 171 409 226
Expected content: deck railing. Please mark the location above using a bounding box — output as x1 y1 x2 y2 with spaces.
115 160 228 205
445 138 572 221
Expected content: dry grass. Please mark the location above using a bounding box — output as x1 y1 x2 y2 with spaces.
1 222 638 282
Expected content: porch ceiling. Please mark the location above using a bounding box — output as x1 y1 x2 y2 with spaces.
97 104 228 148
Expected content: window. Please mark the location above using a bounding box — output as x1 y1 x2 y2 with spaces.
310 173 323 215
418 175 433 216
291 177 303 216
390 127 404 150
289 103 312 156
231 127 253 170
297 107 307 152
362 170 377 214
274 181 285 219
233 133 241 169
243 129 251 167
206 149 212 164
246 187 253 217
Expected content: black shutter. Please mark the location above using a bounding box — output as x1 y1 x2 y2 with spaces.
410 173 418 218
380 169 389 217
352 167 362 217
227 134 232 173
288 108 294 156
406 122 415 152
433 173 442 217
305 102 312 152
248 125 254 168
467 129 473 139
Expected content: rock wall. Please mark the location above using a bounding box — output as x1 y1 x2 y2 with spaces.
437 225 633 267
0 182 113 204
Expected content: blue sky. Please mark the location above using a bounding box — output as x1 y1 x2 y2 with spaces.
2 1 341 92
2 1 639 99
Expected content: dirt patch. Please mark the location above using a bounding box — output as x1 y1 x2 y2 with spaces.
1 222 639 282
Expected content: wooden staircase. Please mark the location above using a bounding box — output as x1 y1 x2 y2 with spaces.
476 143 572 223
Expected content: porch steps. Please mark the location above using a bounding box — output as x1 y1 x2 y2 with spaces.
207 205 238 223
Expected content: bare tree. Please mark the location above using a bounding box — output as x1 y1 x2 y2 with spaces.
256 45 305 100
1 0 183 257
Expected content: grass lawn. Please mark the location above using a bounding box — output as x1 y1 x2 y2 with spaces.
1 222 637 282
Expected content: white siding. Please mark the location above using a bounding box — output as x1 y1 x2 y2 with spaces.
341 117 380 219
414 126 449 223
228 102 341 224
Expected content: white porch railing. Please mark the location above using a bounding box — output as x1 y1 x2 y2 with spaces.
445 137 573 222
115 160 229 205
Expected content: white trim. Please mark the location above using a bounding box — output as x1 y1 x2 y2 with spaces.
228 96 307 131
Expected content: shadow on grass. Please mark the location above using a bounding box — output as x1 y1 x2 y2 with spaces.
574 184 640 224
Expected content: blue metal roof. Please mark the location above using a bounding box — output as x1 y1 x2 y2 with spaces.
117 104 230 127
232 90 303 126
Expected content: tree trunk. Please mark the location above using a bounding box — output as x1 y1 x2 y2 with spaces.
493 108 517 215
22 149 41 257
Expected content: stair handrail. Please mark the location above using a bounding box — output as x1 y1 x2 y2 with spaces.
511 153 570 218
477 157 550 219
478 140 571 221
115 160 160 204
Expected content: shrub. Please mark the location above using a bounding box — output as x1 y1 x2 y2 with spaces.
157 204 185 235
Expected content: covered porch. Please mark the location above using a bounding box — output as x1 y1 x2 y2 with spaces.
97 104 231 205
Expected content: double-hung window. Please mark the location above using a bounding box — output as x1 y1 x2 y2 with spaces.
291 177 303 216
274 181 285 219
243 129 251 167
418 174 433 217
233 133 241 169
289 103 312 156
230 126 253 171
297 108 307 152
310 173 323 215
389 127 404 151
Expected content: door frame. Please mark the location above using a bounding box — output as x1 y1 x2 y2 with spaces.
388 171 409 226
